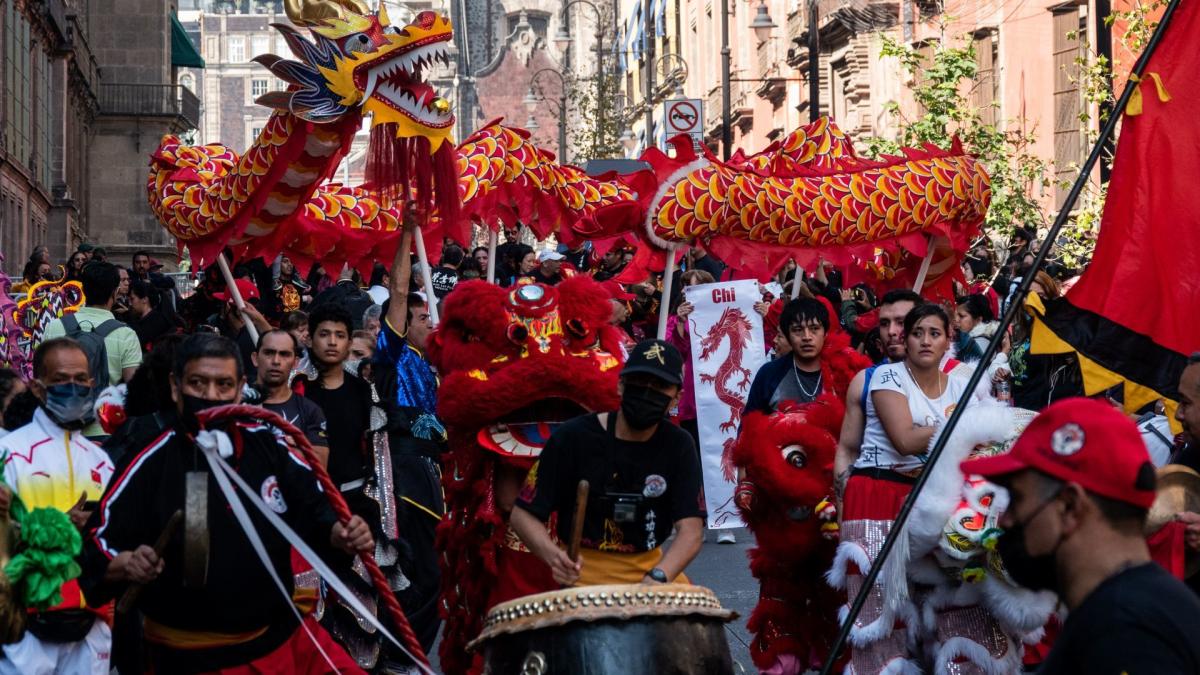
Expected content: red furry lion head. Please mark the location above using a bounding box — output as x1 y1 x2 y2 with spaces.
732 393 844 565
428 276 624 462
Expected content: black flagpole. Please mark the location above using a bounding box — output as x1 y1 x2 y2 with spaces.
819 0 1185 671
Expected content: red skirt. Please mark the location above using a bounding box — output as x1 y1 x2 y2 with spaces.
842 473 915 522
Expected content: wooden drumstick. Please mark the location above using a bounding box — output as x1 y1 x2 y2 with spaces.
117 509 182 615
567 480 589 563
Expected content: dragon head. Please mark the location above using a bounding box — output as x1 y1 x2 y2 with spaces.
257 0 455 150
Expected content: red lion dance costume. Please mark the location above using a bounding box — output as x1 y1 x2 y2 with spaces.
731 311 870 673
427 276 625 674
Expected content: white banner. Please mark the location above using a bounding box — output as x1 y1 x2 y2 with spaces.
686 279 767 530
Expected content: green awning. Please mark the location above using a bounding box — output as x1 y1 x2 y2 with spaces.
171 13 205 69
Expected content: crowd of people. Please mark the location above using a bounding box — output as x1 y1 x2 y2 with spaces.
0 218 1196 675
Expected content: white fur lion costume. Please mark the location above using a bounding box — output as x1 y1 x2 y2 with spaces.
829 405 1058 674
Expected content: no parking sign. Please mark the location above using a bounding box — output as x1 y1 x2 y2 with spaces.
663 98 705 145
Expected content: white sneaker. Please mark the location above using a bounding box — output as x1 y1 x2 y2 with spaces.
717 530 736 544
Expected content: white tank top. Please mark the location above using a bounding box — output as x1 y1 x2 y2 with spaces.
855 362 977 472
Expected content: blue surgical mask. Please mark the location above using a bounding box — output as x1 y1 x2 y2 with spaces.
41 382 95 430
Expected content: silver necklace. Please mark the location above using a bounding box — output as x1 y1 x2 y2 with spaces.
904 362 946 419
792 359 823 400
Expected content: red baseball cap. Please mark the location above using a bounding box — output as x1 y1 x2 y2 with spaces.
601 280 635 301
213 278 260 303
960 397 1156 509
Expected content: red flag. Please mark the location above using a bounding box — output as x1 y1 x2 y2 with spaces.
1031 0 1199 414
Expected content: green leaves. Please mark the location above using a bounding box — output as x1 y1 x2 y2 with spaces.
864 34 1049 243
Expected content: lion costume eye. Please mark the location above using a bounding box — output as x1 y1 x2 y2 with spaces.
781 444 807 469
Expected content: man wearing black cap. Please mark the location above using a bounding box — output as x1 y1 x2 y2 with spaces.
963 397 1200 674
510 339 706 587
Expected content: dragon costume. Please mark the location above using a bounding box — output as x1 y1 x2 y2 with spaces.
426 276 624 674
730 312 871 672
147 0 990 286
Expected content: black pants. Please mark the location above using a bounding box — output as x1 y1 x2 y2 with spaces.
386 451 445 664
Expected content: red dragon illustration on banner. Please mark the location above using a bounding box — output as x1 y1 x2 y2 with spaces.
147 2 990 287
426 277 624 674
697 307 754 433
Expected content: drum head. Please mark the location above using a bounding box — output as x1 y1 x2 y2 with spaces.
469 583 734 650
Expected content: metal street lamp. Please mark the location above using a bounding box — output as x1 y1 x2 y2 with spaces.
526 115 540 131
528 68 569 161
749 1 777 42
720 0 777 160
555 0 608 157
619 128 638 151
522 87 540 113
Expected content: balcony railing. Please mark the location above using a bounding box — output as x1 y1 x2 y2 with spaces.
66 15 100 101
98 84 200 130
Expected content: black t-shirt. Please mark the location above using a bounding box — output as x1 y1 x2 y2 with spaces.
516 413 706 553
262 393 327 448
430 266 459 299
530 268 562 286
1038 562 1200 674
304 374 373 488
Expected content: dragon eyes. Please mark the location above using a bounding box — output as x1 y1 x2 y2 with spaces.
780 444 807 469
345 33 371 53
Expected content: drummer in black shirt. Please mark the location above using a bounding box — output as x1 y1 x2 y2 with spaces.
511 339 705 587
963 398 1200 675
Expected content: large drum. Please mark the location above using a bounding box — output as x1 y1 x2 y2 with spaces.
468 583 736 675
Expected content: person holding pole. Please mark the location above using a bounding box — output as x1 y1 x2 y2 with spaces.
509 340 705 586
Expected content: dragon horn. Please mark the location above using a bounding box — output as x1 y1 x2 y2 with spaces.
283 0 346 25
333 0 369 14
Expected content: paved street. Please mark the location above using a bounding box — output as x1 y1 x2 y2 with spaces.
687 527 758 674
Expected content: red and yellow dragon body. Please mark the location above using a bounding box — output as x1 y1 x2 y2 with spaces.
147 2 990 284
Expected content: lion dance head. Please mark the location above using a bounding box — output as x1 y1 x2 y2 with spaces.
731 394 849 670
428 276 624 673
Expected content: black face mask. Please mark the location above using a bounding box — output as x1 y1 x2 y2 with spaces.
620 383 673 430
179 394 236 430
996 491 1063 592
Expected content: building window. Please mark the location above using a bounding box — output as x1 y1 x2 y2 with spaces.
180 73 195 92
4 3 33 165
250 35 269 56
37 46 52 187
251 126 264 139
972 29 999 127
251 78 269 98
1052 6 1086 209
228 37 245 62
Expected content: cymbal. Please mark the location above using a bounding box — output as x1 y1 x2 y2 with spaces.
1146 464 1200 578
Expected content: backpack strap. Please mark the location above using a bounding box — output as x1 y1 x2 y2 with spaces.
93 319 125 338
62 313 81 335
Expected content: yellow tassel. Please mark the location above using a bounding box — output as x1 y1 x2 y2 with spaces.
1126 72 1172 117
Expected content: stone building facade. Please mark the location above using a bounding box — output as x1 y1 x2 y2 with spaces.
0 0 100 271
455 0 609 162
614 0 1119 219
86 0 199 267
0 0 200 273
